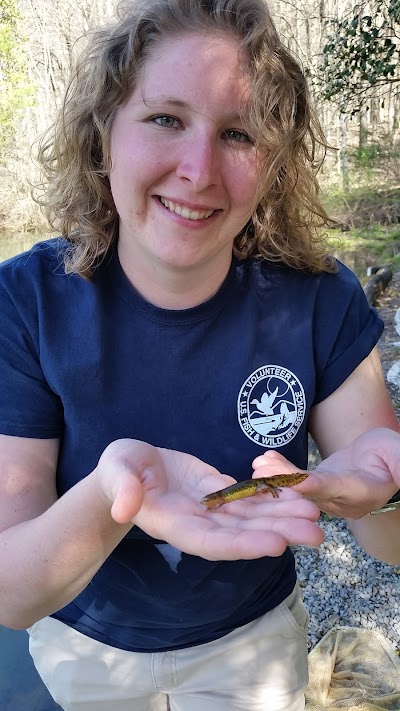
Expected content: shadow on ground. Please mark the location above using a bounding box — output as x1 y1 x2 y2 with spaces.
0 626 61 710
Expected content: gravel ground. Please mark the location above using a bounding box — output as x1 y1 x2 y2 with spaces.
296 270 400 656
294 519 400 653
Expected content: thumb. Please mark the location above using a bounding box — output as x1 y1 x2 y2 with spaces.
110 474 144 524
293 470 335 499
252 450 299 474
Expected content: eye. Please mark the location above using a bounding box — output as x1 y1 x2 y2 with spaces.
222 129 253 144
150 114 181 129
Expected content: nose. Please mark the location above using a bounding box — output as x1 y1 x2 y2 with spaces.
176 135 219 192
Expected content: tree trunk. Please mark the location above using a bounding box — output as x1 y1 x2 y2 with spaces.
363 267 393 306
359 110 368 151
339 113 350 193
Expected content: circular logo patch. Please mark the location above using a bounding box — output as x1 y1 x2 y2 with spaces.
237 365 306 447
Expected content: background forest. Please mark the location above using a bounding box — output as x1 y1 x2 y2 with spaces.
0 0 399 267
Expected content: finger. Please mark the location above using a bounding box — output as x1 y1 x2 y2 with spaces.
291 471 337 498
296 471 390 512
110 476 144 524
208 510 324 543
252 450 296 471
191 529 291 560
239 518 325 547
165 523 323 561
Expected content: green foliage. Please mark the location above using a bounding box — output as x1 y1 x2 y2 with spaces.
325 220 400 273
314 0 399 113
0 0 35 150
321 178 400 272
0 0 20 24
322 176 400 222
354 144 381 169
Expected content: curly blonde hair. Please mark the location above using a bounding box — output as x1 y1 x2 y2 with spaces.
36 0 335 278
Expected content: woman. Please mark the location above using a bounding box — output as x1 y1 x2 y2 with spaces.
0 0 398 709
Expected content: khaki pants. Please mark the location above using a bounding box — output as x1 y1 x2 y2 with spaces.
28 584 308 711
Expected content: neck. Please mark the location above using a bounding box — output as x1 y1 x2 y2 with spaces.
117 244 232 310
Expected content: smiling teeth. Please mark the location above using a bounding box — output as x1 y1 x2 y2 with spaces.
160 197 214 220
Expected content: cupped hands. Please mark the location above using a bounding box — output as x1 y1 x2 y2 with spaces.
95 439 323 561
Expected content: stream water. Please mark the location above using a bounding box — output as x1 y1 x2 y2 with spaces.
0 232 46 262
0 231 376 278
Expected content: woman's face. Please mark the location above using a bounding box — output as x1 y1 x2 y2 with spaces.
110 31 260 286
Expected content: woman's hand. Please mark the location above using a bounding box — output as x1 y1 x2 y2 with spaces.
253 427 400 520
95 439 323 560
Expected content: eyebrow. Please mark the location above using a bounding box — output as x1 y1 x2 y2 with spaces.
144 96 188 109
142 95 243 123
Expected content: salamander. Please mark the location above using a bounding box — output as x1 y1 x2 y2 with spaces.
200 472 308 509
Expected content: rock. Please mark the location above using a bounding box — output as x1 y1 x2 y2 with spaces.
394 308 400 337
387 361 400 390
363 266 393 305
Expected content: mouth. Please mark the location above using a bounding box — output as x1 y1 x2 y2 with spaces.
158 197 216 221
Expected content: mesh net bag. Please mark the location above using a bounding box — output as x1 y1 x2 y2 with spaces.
305 626 400 711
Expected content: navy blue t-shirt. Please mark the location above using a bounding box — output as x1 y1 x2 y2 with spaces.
0 239 383 651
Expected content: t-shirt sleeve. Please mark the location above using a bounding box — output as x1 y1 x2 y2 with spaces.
0 279 64 438
312 263 384 405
